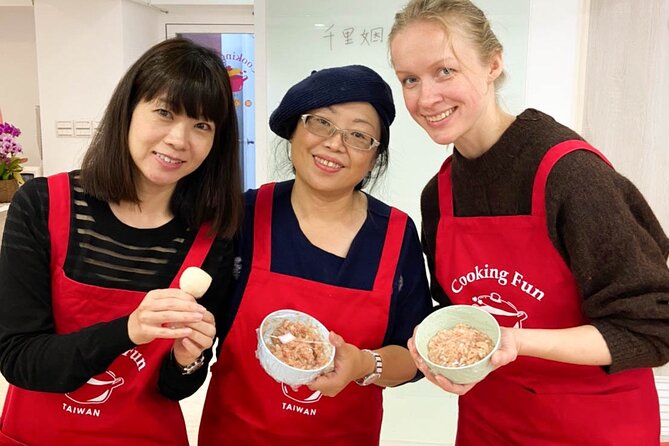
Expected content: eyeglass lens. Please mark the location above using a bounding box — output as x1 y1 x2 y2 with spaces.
304 115 376 151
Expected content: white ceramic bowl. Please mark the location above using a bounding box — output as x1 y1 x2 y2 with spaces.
256 309 335 386
415 305 501 385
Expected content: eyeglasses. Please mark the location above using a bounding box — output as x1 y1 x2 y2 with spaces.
300 114 380 152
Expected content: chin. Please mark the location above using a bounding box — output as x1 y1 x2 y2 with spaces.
426 131 457 146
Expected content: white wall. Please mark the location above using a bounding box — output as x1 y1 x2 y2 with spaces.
34 0 125 175
122 1 164 67
525 0 589 130
0 7 41 169
33 0 167 176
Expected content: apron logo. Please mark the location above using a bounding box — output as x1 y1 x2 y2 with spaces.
121 347 147 371
451 264 545 301
62 348 143 417
65 370 125 405
472 292 528 328
62 370 124 417
281 383 322 404
279 383 320 416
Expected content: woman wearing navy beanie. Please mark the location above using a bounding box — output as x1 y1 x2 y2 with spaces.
198 65 433 445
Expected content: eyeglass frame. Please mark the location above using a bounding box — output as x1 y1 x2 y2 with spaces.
299 114 381 152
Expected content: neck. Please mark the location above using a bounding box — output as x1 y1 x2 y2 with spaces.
289 179 368 258
290 180 365 224
110 185 175 229
455 104 515 160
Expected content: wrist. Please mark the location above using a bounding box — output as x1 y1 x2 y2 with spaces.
355 349 382 386
172 350 205 375
359 349 376 378
510 327 528 357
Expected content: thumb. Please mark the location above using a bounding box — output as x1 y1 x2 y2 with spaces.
490 349 513 368
328 330 345 347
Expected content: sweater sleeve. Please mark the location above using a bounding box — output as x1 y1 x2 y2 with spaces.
547 151 669 373
0 179 134 392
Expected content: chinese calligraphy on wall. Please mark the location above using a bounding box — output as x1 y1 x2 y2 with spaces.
321 25 385 51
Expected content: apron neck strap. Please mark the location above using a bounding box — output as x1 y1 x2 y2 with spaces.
531 139 612 217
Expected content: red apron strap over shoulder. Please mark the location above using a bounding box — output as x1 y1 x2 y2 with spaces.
372 208 408 293
252 183 275 271
531 139 612 217
437 156 454 216
172 221 215 288
47 172 72 269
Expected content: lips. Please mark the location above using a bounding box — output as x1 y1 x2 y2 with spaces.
424 106 456 123
153 151 184 165
313 155 344 170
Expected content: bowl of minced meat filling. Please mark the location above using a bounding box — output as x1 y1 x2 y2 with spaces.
257 309 335 386
415 305 500 384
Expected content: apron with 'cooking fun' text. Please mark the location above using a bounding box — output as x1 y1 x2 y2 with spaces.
0 172 214 446
435 140 660 446
198 182 407 446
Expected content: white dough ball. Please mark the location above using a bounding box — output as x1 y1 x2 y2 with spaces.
179 267 213 298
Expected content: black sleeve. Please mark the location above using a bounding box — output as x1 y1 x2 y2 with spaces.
384 217 434 347
158 347 213 401
158 237 235 400
385 217 435 384
0 179 135 392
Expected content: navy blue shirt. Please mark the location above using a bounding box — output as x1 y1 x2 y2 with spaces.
218 180 433 353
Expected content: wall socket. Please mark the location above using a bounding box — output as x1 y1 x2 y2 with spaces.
56 120 99 138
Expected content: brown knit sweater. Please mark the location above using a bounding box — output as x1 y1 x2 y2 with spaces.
421 108 669 373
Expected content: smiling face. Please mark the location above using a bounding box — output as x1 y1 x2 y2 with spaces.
390 20 503 155
127 97 215 196
290 102 380 196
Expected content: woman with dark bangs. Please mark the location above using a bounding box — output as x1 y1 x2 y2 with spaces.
0 38 243 446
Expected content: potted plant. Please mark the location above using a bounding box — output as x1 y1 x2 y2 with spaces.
0 121 27 203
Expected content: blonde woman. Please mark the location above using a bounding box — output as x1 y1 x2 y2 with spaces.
389 0 669 444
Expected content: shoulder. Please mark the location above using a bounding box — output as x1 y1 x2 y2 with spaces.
10 176 49 218
548 148 620 198
243 180 294 208
420 173 439 222
15 175 48 199
365 193 391 219
420 173 439 205
365 193 420 239
243 187 258 208
5 177 51 245
514 109 583 152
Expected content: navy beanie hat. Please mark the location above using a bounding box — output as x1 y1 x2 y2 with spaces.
269 65 396 140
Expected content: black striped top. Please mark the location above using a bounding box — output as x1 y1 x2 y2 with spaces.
0 171 233 396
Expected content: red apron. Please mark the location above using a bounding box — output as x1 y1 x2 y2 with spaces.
435 140 660 445
198 183 407 446
0 172 215 446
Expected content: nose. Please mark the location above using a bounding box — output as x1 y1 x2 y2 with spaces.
417 80 442 108
164 122 189 150
323 129 346 151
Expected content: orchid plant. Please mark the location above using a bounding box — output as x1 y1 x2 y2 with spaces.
0 122 27 184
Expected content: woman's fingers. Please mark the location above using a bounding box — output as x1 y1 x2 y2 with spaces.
128 289 207 345
173 311 216 365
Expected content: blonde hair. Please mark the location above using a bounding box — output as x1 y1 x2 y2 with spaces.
389 0 506 89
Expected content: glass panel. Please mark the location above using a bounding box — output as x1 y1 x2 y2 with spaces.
178 32 256 190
